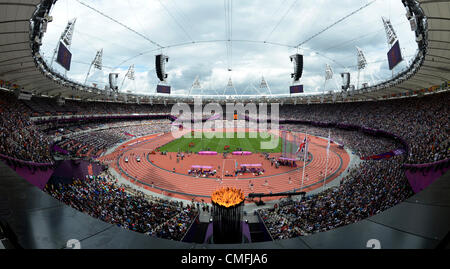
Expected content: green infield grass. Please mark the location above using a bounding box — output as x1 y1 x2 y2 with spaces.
158 131 282 153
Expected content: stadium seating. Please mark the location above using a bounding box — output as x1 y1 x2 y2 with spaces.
44 173 197 241
1 88 448 241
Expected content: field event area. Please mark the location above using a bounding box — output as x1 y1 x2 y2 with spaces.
158 131 282 153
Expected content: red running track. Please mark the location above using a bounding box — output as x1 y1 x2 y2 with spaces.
98 132 350 203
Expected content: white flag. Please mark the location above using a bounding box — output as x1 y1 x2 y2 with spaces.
326 131 331 156
304 135 309 155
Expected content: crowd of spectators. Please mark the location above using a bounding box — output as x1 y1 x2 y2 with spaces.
24 96 172 117
44 174 197 241
56 120 171 157
258 156 413 239
280 92 449 164
258 107 425 239
256 94 448 239
0 89 175 164
0 91 52 163
40 118 171 137
282 124 403 158
1 88 448 241
3 88 447 165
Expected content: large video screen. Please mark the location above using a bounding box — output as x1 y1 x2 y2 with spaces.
290 85 304 94
56 42 72 71
156 85 171 94
387 41 403 70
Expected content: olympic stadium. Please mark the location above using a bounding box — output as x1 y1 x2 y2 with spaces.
0 0 449 252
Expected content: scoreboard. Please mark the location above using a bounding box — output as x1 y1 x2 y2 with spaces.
290 85 304 94
56 42 72 71
387 41 403 70
156 85 171 94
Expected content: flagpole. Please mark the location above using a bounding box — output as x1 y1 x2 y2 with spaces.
300 132 308 191
323 130 330 191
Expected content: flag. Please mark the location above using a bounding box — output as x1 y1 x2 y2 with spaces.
297 136 307 153
304 137 309 154
326 131 331 157
297 135 310 155
296 142 305 153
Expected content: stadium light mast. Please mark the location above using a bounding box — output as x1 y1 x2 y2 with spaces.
223 77 237 96
382 17 398 47
323 64 334 94
51 18 76 67
120 64 135 90
84 49 103 85
382 16 401 77
260 75 272 96
356 47 367 90
188 75 202 96
50 18 76 76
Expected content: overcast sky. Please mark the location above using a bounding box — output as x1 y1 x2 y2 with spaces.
41 0 418 96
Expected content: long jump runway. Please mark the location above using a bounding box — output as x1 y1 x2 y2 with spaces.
98 132 350 203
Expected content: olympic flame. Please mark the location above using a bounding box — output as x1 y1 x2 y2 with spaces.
211 187 245 208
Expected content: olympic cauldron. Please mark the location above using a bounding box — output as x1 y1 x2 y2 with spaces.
211 187 245 244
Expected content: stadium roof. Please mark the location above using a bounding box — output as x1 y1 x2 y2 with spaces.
0 0 449 104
